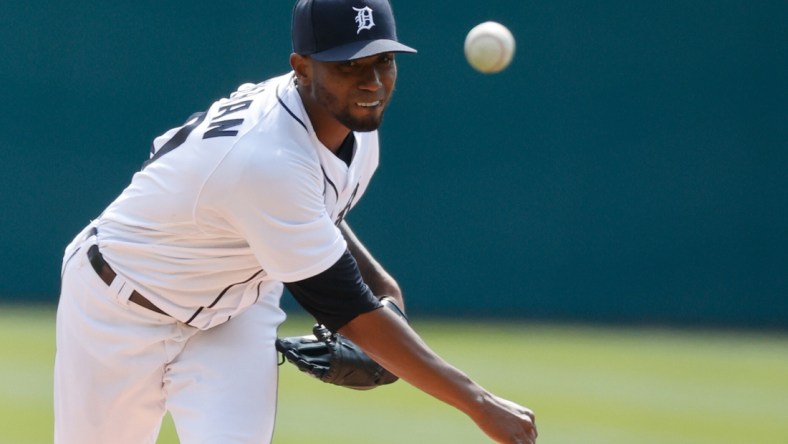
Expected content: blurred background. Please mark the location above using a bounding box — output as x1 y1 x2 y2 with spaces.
1 0 786 329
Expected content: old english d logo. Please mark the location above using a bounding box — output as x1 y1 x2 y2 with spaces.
353 6 375 34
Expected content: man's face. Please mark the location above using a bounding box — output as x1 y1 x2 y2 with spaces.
301 53 398 132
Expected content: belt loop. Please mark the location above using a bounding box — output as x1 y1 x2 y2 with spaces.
109 274 135 304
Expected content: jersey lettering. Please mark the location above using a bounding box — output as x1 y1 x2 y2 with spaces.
142 112 208 169
203 118 244 139
216 100 252 119
203 98 254 139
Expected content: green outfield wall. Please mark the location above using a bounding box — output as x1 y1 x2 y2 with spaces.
1 1 786 328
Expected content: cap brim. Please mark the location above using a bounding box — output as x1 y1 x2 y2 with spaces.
310 39 417 62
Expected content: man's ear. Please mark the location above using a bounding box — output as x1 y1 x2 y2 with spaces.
290 53 311 87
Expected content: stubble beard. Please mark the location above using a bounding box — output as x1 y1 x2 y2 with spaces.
315 82 386 133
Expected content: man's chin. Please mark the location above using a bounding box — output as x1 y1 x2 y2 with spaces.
350 123 381 132
350 116 384 132
337 111 384 133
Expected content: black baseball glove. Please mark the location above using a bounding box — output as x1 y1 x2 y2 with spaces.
275 297 407 390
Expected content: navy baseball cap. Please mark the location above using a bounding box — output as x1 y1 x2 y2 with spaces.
292 0 417 61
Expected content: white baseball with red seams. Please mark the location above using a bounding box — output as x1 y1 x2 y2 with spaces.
464 21 516 74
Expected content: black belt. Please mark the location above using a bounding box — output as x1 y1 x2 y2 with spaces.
86 243 170 317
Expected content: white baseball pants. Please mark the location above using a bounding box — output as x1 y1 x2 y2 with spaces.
54 237 286 444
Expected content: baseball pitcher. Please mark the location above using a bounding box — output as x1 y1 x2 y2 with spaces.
54 1 538 443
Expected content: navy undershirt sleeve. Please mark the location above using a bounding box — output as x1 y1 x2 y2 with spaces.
284 248 382 332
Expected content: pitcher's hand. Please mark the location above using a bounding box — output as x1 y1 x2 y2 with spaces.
470 394 537 444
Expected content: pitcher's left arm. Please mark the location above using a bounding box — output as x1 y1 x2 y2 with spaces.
339 220 404 310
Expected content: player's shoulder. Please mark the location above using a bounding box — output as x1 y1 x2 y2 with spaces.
224 72 293 109
210 122 320 191
202 74 290 126
185 73 306 160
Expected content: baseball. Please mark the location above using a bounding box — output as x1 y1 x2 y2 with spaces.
464 21 516 74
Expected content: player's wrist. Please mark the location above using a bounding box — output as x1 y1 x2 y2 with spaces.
462 388 498 422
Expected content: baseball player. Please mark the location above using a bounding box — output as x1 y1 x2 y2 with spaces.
54 0 538 443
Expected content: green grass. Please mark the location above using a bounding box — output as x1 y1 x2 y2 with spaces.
2 305 787 444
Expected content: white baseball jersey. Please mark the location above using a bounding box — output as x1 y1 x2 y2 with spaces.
91 72 379 329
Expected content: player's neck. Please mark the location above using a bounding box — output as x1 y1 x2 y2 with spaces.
297 88 349 153
311 119 351 154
